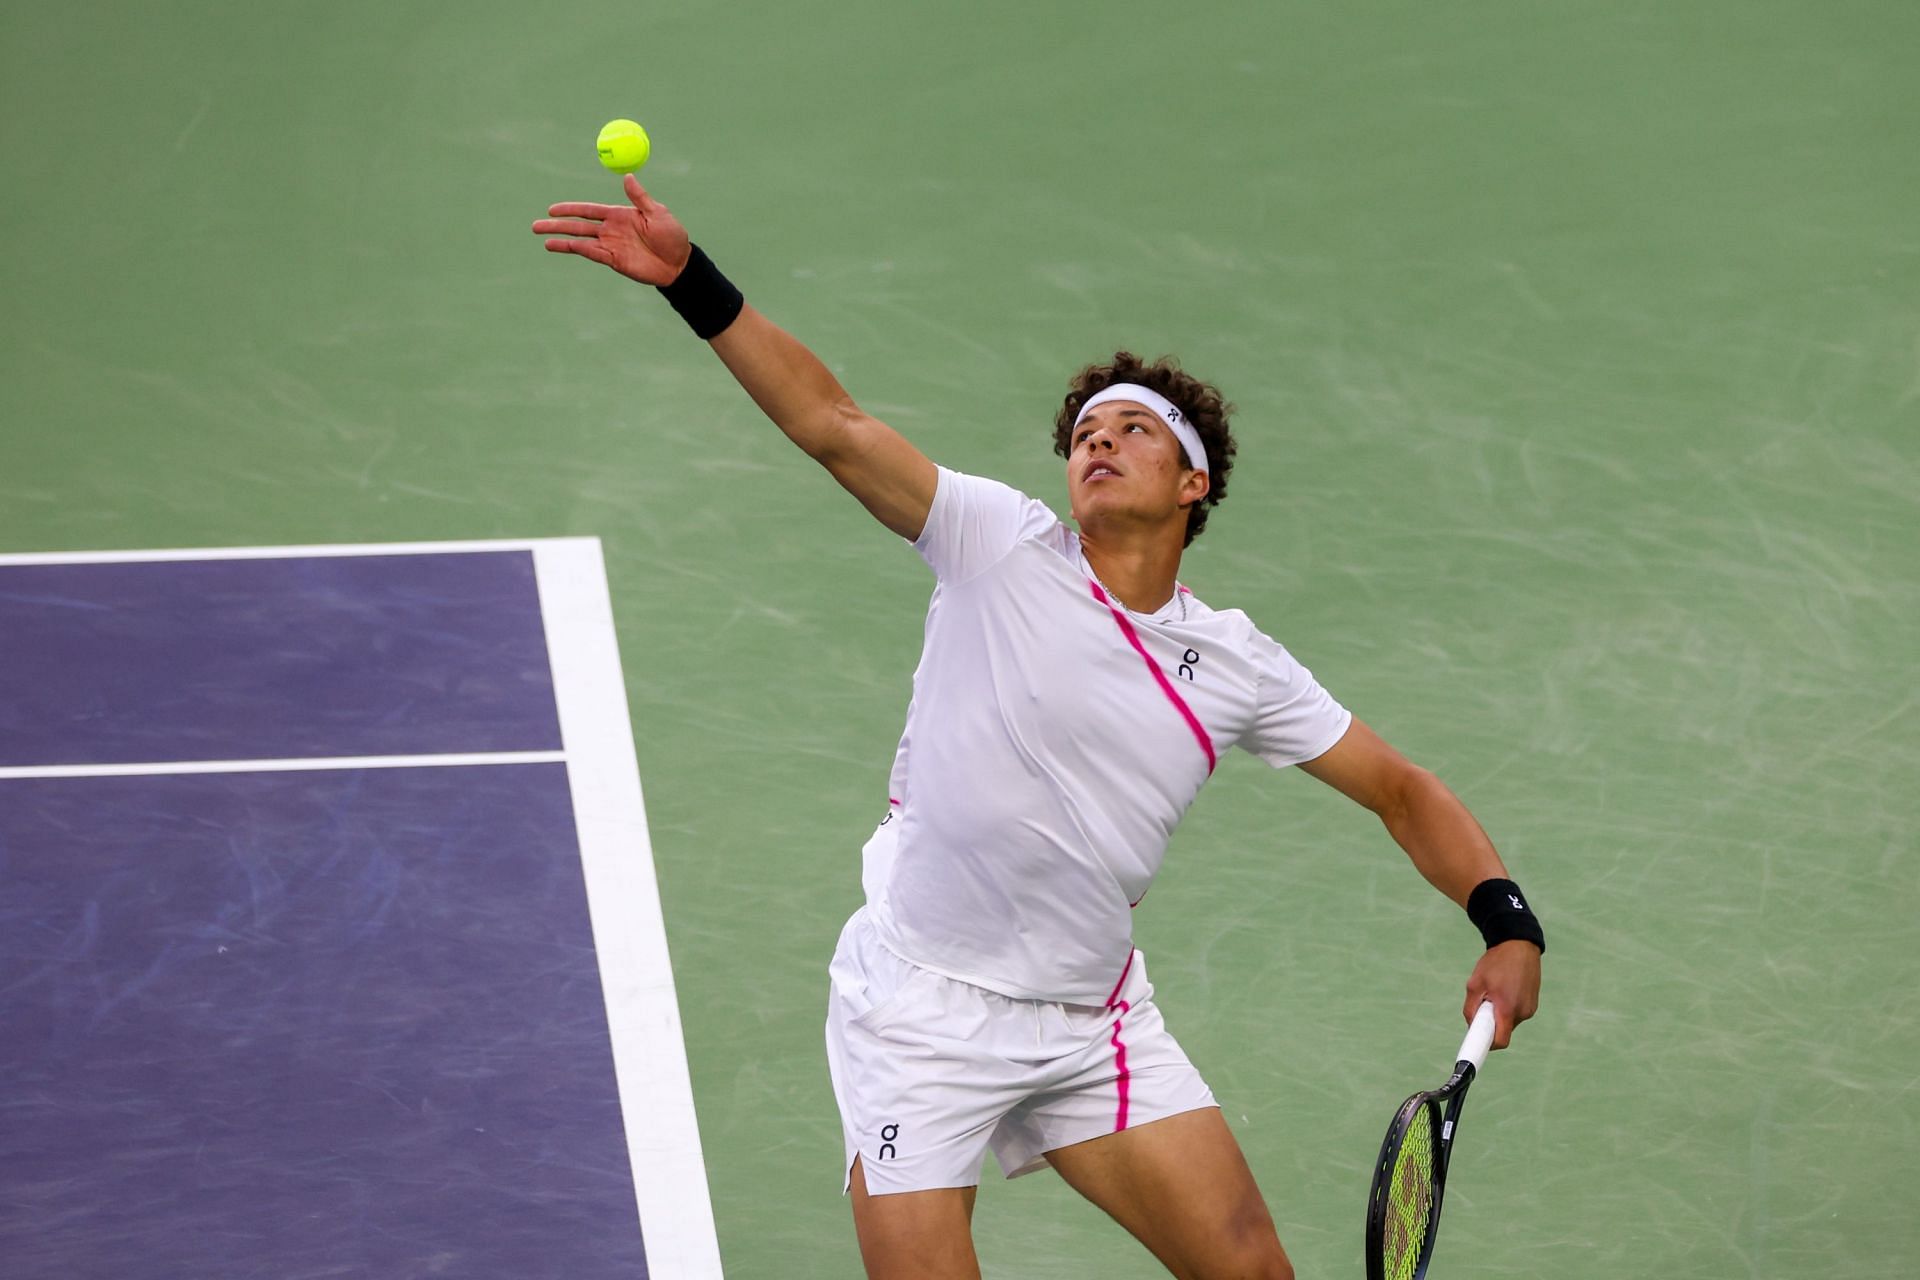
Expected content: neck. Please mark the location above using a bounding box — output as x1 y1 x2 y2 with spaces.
1080 524 1185 613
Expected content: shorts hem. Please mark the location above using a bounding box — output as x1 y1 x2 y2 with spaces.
845 1153 986 1197
999 1095 1221 1180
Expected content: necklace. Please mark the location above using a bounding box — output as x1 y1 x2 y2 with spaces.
1084 554 1189 624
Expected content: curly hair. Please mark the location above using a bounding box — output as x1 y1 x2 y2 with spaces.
1052 352 1238 546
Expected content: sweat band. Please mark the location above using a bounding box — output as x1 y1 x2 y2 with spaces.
1072 383 1210 473
1466 878 1546 953
657 244 744 340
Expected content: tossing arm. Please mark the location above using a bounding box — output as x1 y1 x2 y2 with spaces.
533 175 937 540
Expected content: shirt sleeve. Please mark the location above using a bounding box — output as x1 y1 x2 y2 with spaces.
1240 627 1353 768
911 467 1061 585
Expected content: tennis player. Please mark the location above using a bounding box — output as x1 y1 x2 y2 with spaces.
535 177 1545 1280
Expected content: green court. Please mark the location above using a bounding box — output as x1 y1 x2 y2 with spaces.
3 2 1914 1275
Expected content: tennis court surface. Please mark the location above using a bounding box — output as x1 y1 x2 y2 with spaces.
0 540 722 1279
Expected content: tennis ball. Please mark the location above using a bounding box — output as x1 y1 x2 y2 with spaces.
596 119 650 173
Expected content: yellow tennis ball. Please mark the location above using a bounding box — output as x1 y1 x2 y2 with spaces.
596 119 650 173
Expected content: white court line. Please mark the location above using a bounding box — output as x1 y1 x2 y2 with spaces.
0 752 567 781
533 539 724 1279
0 537 594 566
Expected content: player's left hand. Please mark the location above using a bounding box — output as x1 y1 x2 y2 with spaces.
532 174 692 286
1463 940 1541 1050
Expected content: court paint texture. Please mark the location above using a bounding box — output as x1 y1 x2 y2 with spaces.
3 2 1915 1276
0 543 718 1276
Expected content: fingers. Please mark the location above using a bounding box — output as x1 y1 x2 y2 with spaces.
1491 1003 1515 1051
543 238 612 265
1464 989 1512 1050
624 173 656 209
531 218 606 237
1463 938 1543 1052
545 201 622 219
1461 977 1491 1023
1463 986 1489 1029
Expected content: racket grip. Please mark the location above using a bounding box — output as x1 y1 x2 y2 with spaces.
1457 1001 1497 1072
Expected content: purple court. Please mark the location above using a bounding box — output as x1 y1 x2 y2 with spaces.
0 552 561 766
0 542 718 1279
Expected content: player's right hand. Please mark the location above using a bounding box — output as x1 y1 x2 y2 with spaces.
1462 938 1541 1050
532 175 691 286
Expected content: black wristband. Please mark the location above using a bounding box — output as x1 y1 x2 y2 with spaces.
1466 878 1546 953
657 244 744 340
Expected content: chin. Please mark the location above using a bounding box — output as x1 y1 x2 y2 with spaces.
1075 494 1136 525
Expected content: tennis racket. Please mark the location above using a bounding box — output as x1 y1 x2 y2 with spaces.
1363 1001 1498 1280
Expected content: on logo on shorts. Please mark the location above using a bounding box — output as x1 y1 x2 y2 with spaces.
877 1122 900 1161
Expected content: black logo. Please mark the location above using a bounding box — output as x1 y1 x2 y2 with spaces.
1178 648 1200 681
878 1123 900 1161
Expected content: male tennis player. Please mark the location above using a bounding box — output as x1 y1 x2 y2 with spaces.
534 176 1545 1280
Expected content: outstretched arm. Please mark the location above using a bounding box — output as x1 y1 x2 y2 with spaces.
1299 718 1543 1048
533 175 937 541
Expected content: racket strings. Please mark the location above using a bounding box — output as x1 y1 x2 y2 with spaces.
1382 1105 1437 1280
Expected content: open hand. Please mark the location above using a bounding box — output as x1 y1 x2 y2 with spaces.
532 174 691 285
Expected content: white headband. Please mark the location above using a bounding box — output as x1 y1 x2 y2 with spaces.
1072 384 1209 472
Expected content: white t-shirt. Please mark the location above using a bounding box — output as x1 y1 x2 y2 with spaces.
865 467 1352 1005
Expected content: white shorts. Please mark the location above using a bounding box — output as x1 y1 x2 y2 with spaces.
824 907 1218 1196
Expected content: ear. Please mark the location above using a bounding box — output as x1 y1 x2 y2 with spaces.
1179 468 1211 509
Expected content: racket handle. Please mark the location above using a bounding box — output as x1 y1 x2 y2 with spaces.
1456 1001 1497 1073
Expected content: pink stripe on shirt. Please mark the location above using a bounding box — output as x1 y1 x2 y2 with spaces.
1088 580 1218 774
